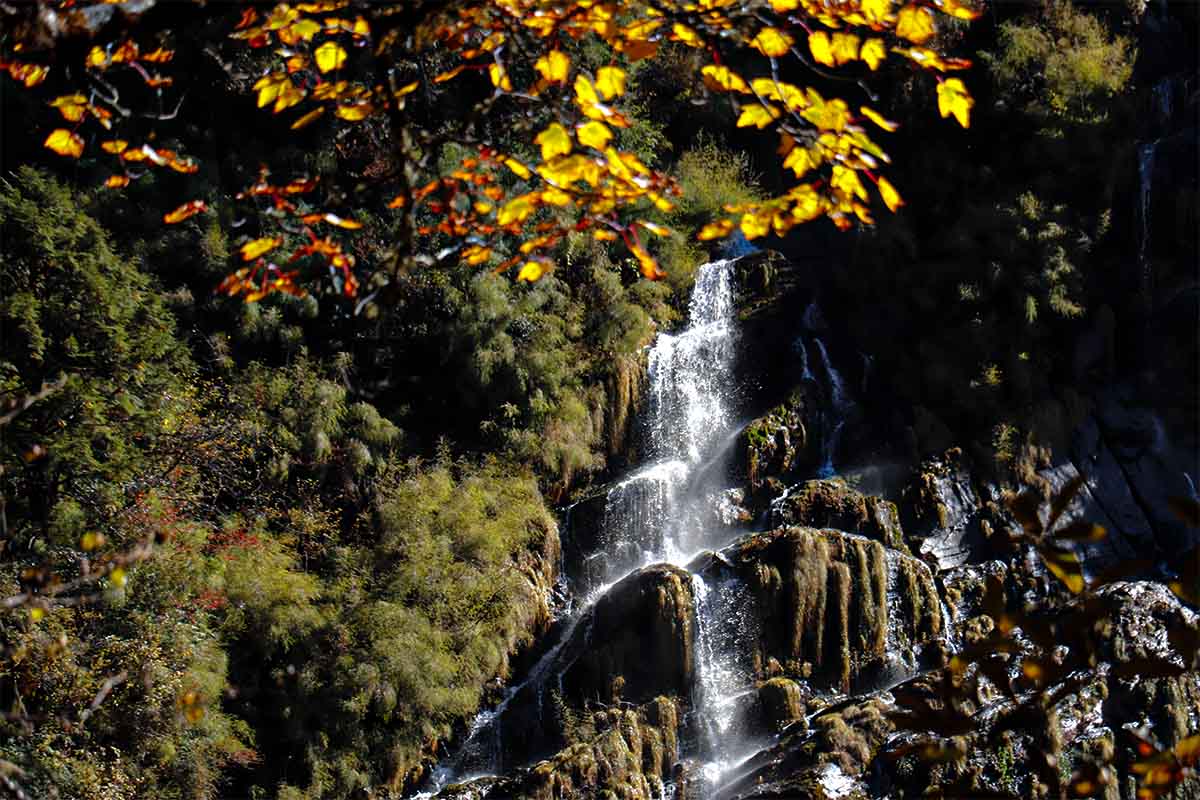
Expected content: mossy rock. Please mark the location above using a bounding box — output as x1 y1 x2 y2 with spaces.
770 477 910 554
723 527 941 694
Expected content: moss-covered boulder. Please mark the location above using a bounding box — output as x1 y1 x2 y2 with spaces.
561 565 696 707
770 478 909 554
721 527 942 693
712 699 892 800
477 698 680 800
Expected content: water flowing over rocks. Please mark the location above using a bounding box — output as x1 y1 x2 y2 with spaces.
416 248 1199 800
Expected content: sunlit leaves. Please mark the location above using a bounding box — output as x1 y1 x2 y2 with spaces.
44 129 84 158
737 104 782 128
577 121 612 150
517 260 548 281
860 106 899 131
861 38 887 70
314 41 347 72
937 77 974 127
535 49 570 83
105 174 131 189
240 237 284 261
878 176 903 211
163 200 208 224
752 28 794 57
291 106 327 129
498 194 537 226
702 65 750 94
535 122 572 161
896 5 936 44
49 94 88 122
3 59 49 87
595 66 626 99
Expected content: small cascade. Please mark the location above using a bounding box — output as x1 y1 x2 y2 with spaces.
647 259 738 464
1138 140 1158 303
691 572 764 790
813 337 854 478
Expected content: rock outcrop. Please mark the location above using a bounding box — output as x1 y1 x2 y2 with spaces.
771 478 909 553
715 527 942 693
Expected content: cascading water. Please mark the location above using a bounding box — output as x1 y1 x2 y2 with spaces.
813 336 854 478
1138 140 1157 303
416 260 743 797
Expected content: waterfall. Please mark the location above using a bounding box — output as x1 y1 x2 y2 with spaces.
1138 140 1157 305
416 260 740 795
813 337 852 478
647 260 738 465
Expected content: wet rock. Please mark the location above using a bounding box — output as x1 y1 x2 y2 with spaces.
736 389 814 503
477 698 680 800
722 527 942 693
560 564 696 707
750 677 807 737
900 451 997 570
712 698 892 800
771 478 909 553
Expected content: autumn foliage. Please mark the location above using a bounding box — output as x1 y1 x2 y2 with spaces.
3 0 979 303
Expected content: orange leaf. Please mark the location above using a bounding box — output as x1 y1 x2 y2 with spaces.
104 174 131 189
291 106 327 129
163 200 208 224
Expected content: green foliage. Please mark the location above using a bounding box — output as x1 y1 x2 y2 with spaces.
0 168 194 536
985 0 1134 122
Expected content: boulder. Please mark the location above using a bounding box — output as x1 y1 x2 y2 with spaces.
717 527 942 693
900 450 998 570
449 698 680 800
771 477 909 553
736 389 813 503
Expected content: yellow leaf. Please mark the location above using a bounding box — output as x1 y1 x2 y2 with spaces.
109 567 127 589
30 607 44 622
808 31 835 67
878 176 904 211
105 174 130 189
937 77 973 127
860 106 899 131
291 106 327 129
488 62 512 91
334 102 373 120
783 145 817 177
737 103 781 129
701 65 750 94
314 41 347 73
831 165 868 201
577 120 612 150
593 229 619 241
273 82 306 113
395 80 419 98
771 0 799 10
535 122 572 161
503 157 532 180
574 74 599 107
517 260 547 281
672 23 703 48
241 236 283 261
540 186 572 206
740 211 771 239
752 28 794 58
498 194 536 226
254 73 288 108
698 219 734 240
832 32 861 65
896 5 936 44
101 139 128 154
49 94 88 122
81 532 106 550
861 38 887 71
44 129 83 158
861 0 894 23
595 66 626 99
933 0 982 20
535 49 570 83
462 245 492 265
